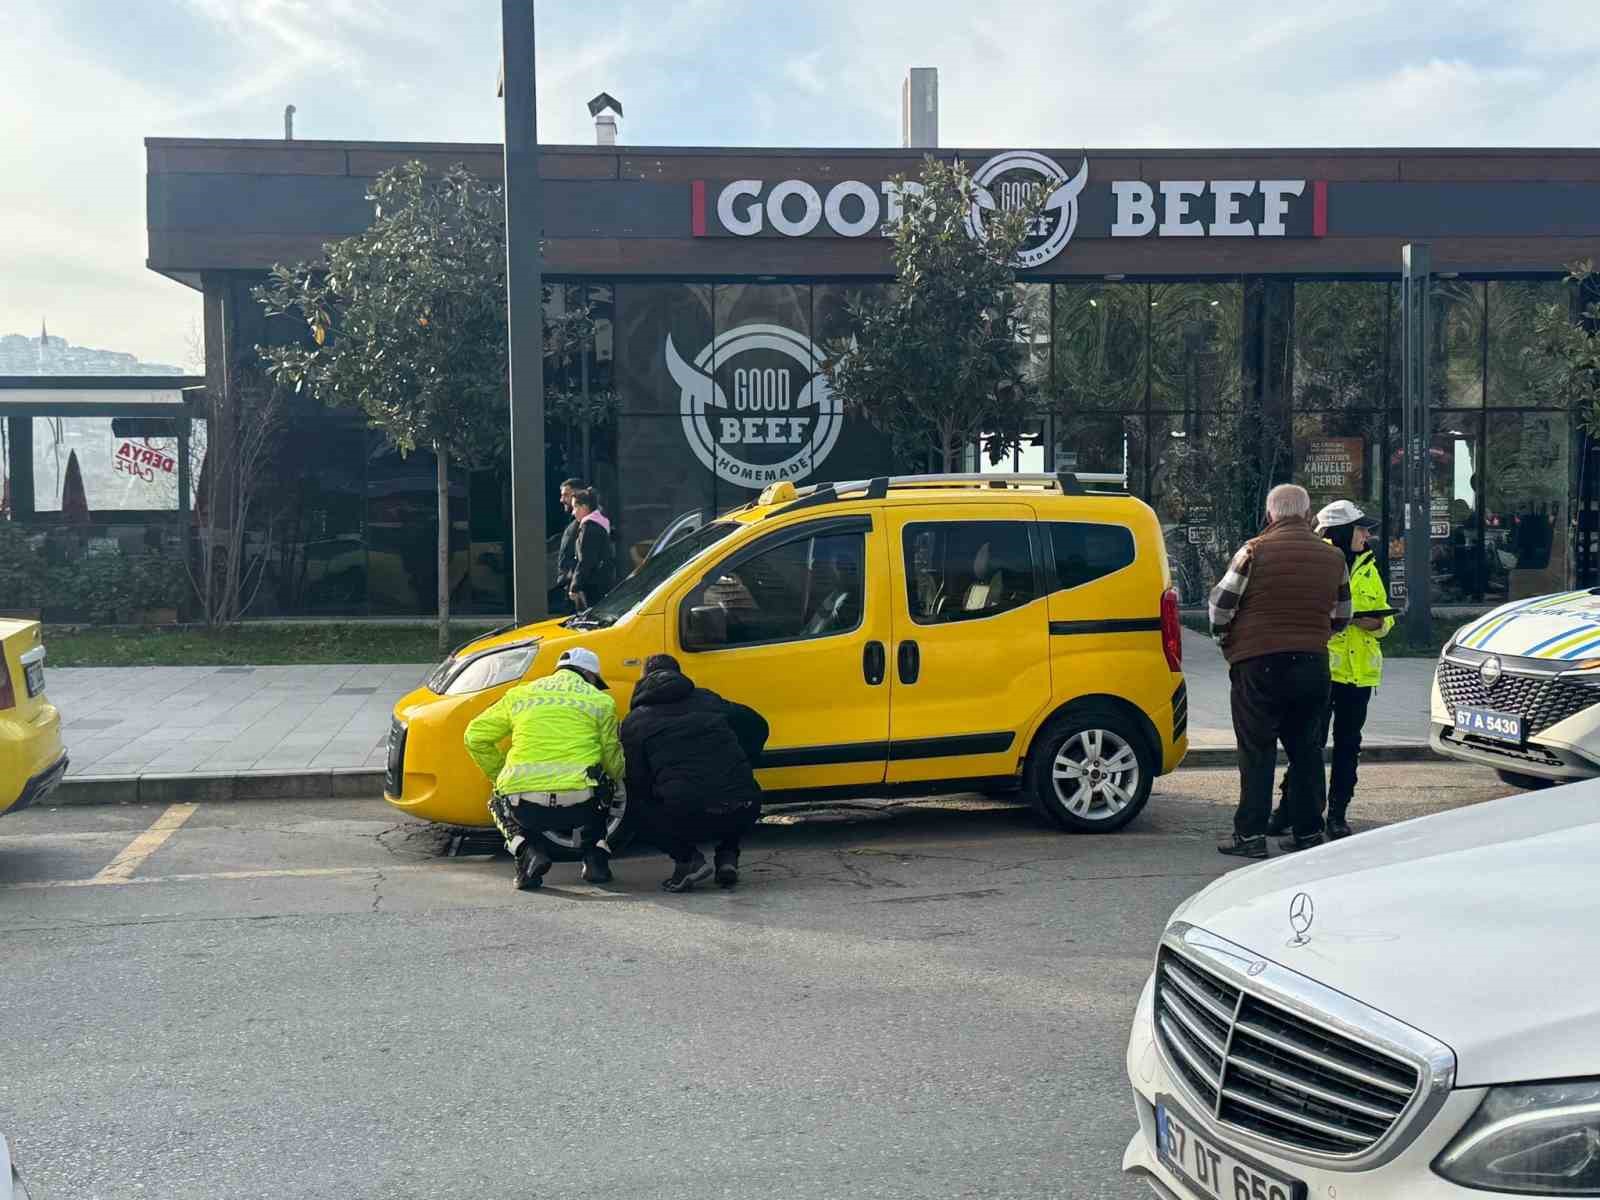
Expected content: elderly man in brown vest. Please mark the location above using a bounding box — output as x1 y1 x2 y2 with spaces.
1210 483 1353 860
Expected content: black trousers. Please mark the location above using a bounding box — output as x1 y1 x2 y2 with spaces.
488 792 607 858
636 803 758 865
1230 652 1331 838
1277 682 1373 821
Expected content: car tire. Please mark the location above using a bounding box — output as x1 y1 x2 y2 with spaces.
1495 769 1556 791
1026 705 1155 833
529 788 637 861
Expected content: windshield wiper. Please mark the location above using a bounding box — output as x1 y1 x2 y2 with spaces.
562 611 614 629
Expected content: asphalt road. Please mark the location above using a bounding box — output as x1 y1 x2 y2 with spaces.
0 764 1511 1200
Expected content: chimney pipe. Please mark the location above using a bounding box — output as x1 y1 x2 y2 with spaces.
587 92 623 147
284 104 296 141
901 68 938 148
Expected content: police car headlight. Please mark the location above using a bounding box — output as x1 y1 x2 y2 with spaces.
1434 1079 1600 1193
441 643 538 695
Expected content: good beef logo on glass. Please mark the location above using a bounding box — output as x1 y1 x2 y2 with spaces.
114 439 176 483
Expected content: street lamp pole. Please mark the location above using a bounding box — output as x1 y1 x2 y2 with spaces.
501 0 547 625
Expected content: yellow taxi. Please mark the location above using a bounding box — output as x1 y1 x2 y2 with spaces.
384 473 1189 851
1 619 67 817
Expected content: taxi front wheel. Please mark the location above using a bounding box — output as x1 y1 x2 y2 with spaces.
531 790 636 862
1026 707 1154 833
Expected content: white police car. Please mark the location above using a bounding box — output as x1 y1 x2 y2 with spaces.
1431 588 1600 786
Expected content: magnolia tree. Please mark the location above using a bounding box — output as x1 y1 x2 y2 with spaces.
257 162 593 649
825 157 1043 472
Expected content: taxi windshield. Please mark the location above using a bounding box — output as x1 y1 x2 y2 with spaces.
570 520 740 627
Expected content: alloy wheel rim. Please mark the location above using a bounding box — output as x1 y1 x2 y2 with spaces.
1051 728 1140 821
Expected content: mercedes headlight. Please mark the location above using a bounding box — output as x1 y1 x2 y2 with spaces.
438 642 538 695
1434 1079 1600 1194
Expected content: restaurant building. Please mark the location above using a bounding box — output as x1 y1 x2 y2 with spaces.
129 135 1600 616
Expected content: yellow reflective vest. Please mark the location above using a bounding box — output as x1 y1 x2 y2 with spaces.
1327 549 1393 687
463 668 625 794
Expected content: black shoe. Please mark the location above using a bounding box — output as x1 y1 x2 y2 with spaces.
1218 834 1268 860
581 849 613 884
515 847 553 891
1325 816 1352 841
1265 807 1292 836
1276 830 1326 854
662 851 713 893
714 850 739 888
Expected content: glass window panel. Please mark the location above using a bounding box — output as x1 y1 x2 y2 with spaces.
365 439 469 616
1487 280 1575 409
268 420 368 615
1150 405 1279 607
1292 410 1384 514
1049 522 1136 591
711 283 818 500
811 283 902 476
1052 283 1146 415
902 520 1038 624
682 530 864 649
32 417 182 512
1435 415 1486 603
1149 281 1244 412
1485 411 1570 602
1292 283 1394 412
1017 282 1051 393
1433 281 1484 408
1054 413 1146 492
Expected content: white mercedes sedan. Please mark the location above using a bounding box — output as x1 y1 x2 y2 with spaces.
1123 782 1599 1198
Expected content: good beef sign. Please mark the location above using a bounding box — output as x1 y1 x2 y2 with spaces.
690 151 1327 269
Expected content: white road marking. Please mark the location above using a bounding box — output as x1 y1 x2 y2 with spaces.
89 803 200 884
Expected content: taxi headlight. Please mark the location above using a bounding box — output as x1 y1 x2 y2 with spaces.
440 643 538 695
1434 1079 1600 1194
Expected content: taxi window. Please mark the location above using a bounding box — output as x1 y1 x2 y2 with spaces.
1049 522 1136 590
682 530 864 650
903 520 1039 623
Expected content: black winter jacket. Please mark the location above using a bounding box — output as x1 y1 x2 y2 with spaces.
620 670 769 818
572 517 617 602
557 517 580 586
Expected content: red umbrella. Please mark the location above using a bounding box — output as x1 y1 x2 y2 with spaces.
61 450 90 525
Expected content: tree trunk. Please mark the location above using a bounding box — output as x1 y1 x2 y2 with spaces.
436 444 451 656
940 430 956 473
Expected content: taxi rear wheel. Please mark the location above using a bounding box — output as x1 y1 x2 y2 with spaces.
1026 706 1154 833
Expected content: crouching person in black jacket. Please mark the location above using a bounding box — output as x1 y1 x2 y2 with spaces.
620 654 769 892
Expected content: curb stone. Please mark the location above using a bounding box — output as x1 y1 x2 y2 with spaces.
46 746 1442 808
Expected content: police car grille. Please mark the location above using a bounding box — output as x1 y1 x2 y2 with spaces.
1155 949 1419 1157
1436 660 1600 736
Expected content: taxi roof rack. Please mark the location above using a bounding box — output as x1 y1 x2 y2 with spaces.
772 471 1128 517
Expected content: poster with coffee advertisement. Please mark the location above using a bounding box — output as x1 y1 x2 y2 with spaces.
1297 436 1365 499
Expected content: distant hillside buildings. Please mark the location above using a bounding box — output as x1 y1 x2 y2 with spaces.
0 322 181 376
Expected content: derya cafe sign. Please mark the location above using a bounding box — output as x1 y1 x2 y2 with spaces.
666 323 844 488
690 151 1328 269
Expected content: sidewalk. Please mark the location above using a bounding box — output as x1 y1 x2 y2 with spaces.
42 630 1436 805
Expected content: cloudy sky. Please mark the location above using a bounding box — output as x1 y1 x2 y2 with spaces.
4 0 1597 368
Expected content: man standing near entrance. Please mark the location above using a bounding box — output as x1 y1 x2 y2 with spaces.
1209 484 1352 860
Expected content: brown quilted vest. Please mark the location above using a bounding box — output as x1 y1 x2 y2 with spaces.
1223 517 1348 666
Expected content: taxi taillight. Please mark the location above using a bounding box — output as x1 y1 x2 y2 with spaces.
0 661 15 711
1160 587 1182 673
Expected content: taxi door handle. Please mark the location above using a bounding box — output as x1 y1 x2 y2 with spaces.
897 640 920 685
862 641 886 686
